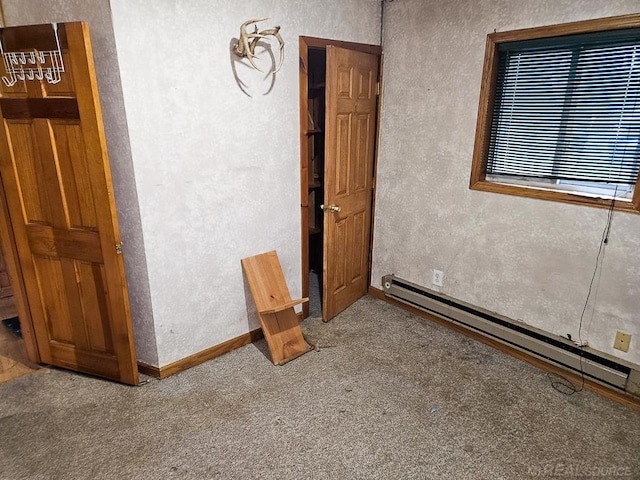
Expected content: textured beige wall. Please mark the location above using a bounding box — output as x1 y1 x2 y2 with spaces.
109 0 381 366
1 0 158 365
12 0 635 372
373 0 640 366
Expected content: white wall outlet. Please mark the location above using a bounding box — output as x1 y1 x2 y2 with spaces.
432 269 444 287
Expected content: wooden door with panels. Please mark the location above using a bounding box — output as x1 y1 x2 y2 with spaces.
322 46 379 321
0 22 138 385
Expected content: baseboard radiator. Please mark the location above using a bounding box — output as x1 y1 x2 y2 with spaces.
382 275 640 396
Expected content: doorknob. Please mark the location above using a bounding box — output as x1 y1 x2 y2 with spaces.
320 204 342 213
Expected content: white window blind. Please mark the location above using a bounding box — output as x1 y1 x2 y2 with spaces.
487 29 640 185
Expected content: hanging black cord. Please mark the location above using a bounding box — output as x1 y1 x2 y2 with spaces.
548 187 617 395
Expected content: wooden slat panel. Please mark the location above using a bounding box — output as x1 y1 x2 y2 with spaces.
333 217 347 293
242 251 294 310
59 258 90 350
265 310 308 362
95 262 115 353
49 341 119 378
260 297 308 314
335 114 350 196
26 224 102 263
358 69 372 99
77 261 113 353
337 66 352 98
31 119 68 228
51 121 97 229
241 251 309 365
354 114 370 192
32 255 73 344
4 120 45 223
351 211 365 284
0 98 80 119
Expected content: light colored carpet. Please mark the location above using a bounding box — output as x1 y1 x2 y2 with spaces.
0 296 638 479
309 270 321 317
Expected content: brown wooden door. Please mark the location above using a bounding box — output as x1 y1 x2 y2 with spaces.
0 23 138 385
323 46 379 321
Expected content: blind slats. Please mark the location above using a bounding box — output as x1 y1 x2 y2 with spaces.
487 28 640 185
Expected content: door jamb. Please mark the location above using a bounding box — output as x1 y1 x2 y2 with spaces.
0 176 40 363
299 36 382 319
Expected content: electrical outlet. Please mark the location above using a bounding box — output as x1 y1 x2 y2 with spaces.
432 269 444 287
614 331 631 353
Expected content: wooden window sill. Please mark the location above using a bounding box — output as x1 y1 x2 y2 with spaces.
470 179 640 214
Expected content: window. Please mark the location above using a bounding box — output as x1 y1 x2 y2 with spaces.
471 15 640 213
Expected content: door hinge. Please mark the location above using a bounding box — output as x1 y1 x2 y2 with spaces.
376 81 381 96
115 242 124 255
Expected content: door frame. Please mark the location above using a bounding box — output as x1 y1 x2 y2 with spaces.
299 36 383 319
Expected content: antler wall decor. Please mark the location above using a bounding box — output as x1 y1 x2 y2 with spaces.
233 18 284 73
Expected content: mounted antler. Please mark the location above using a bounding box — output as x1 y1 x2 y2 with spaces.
233 18 285 73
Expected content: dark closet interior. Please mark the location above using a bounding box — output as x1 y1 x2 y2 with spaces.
307 48 326 311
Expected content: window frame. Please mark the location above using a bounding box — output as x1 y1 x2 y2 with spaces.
470 14 640 214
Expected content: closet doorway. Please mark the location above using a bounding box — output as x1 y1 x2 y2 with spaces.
299 36 382 322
